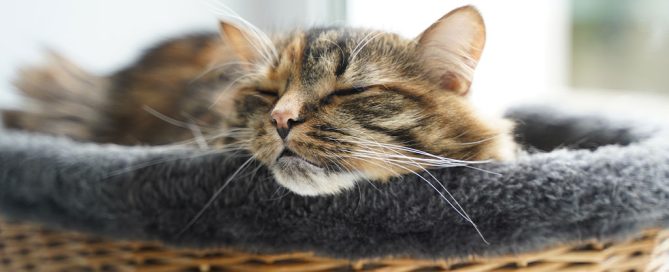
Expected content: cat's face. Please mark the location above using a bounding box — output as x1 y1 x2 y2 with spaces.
214 6 515 196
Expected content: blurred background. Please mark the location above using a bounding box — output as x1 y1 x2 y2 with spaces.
1 0 668 121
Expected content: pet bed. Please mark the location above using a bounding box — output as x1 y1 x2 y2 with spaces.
0 106 668 271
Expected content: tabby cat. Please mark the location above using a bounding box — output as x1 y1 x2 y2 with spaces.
3 6 516 196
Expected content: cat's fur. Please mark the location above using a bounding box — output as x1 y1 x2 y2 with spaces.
3 6 516 196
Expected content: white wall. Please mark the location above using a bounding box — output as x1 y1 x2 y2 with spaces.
1 0 567 116
349 1 569 114
0 0 211 108
0 0 341 109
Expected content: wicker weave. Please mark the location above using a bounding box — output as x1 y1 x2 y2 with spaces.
0 218 666 272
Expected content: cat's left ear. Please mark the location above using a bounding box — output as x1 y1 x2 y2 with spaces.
416 6 486 95
218 21 259 64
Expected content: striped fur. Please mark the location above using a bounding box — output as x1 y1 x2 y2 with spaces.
3 6 516 196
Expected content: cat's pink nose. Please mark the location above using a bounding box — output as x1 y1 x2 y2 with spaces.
271 108 299 129
271 108 302 140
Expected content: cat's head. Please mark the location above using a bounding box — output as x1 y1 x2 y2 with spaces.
213 6 515 196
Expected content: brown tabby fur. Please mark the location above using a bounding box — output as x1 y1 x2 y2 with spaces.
2 6 516 195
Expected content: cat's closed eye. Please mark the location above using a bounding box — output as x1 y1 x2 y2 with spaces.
256 89 278 97
322 87 368 104
333 87 368 96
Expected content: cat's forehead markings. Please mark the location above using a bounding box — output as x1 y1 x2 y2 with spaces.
270 34 306 94
299 28 352 86
272 28 384 95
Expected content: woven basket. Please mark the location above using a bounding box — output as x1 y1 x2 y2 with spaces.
1 218 667 272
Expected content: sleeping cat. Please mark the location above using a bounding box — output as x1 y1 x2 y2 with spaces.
3 6 516 196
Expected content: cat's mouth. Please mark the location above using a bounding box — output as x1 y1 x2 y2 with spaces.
275 148 322 169
271 148 358 196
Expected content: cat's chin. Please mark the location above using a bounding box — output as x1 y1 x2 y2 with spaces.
271 157 359 196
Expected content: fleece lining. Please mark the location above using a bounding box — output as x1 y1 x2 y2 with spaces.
0 106 667 259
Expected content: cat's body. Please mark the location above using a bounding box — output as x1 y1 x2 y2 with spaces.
3 6 517 196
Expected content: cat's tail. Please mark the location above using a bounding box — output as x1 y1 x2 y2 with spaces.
2 51 111 141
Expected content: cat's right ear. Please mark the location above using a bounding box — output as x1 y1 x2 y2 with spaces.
218 21 259 63
415 6 486 96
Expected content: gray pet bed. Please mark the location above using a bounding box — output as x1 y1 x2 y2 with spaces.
0 106 668 260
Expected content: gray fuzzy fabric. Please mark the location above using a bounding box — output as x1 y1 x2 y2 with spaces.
0 106 668 260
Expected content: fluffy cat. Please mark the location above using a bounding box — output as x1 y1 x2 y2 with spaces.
3 6 516 196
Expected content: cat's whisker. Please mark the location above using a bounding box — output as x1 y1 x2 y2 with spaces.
341 135 488 243
371 145 483 240
363 145 498 175
216 138 253 157
209 73 259 109
183 137 253 150
380 159 488 245
143 105 194 129
177 156 255 237
334 155 392 193
207 6 269 57
330 156 371 186
103 129 252 178
190 60 264 84
206 1 278 64
186 117 253 149
344 149 488 244
316 139 362 172
347 137 491 165
354 138 488 238
266 186 291 201
350 31 377 61
187 122 208 149
356 142 502 176
142 105 256 151
237 161 265 183
325 131 500 178
104 146 247 178
324 135 467 169
349 31 385 62
346 152 468 220
352 155 462 169
322 155 345 173
317 149 384 192
350 140 501 175
352 156 402 178
156 128 253 149
460 165 503 176
346 141 467 166
452 134 503 146
321 38 346 62
352 150 466 167
325 139 436 191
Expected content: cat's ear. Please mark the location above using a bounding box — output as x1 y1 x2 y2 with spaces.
218 21 259 63
416 6 485 95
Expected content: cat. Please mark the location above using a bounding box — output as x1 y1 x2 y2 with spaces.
3 6 516 196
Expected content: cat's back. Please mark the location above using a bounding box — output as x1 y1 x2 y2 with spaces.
4 33 232 145
102 33 231 144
